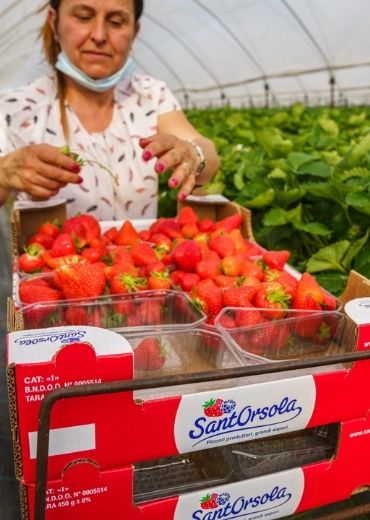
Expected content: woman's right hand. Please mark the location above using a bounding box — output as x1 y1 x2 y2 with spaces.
0 144 82 200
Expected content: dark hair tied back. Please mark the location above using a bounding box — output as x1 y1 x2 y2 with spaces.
49 0 144 21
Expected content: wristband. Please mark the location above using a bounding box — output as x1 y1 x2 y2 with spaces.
184 138 207 176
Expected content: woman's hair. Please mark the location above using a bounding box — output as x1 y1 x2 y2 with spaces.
40 0 144 140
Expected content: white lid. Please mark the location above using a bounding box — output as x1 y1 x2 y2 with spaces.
344 298 370 325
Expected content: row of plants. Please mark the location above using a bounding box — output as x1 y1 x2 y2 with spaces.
159 104 370 295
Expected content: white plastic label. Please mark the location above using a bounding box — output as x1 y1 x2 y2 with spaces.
174 468 304 520
345 298 370 326
174 376 316 453
8 326 133 364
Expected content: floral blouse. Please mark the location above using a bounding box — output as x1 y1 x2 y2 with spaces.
0 73 181 219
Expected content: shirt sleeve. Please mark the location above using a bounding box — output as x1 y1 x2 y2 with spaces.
158 82 182 115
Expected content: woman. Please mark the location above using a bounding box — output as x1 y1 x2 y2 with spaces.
0 0 220 219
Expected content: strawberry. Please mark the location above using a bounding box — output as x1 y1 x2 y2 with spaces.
200 493 219 510
177 206 199 226
62 214 101 245
110 272 147 294
239 275 262 290
192 280 223 323
209 234 235 258
114 220 140 246
313 321 333 345
147 271 171 290
18 244 46 273
198 218 216 233
196 260 221 280
155 218 182 239
134 337 166 370
214 275 238 288
215 214 243 232
181 223 199 239
102 226 118 244
218 313 236 328
55 262 106 299
239 259 265 280
275 323 291 351
322 291 337 311
27 233 55 250
250 324 278 350
266 269 298 298
138 229 152 241
37 221 61 239
229 229 248 253
51 233 77 257
150 233 173 251
81 247 102 263
109 246 133 266
172 240 201 272
221 255 244 276
175 271 200 292
254 281 291 319
130 242 157 266
222 286 256 307
202 398 223 417
262 250 290 271
296 273 325 306
234 308 264 327
138 300 162 325
42 252 84 270
65 306 88 325
19 281 62 325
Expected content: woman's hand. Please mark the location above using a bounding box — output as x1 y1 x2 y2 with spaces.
0 144 83 200
139 134 201 200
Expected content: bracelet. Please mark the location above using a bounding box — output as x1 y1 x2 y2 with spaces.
184 138 207 177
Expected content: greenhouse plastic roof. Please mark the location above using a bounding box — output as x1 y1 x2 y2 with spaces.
1 0 370 107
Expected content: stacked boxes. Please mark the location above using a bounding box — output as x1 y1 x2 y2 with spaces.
6 197 370 520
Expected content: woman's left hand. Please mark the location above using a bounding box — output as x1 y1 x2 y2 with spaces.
139 133 199 200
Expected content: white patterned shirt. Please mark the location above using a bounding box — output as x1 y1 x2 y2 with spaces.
0 73 181 219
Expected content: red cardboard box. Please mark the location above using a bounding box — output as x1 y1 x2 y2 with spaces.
22 412 370 520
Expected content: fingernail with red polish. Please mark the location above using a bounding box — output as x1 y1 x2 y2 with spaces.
77 176 83 184
170 178 179 187
72 164 81 173
142 150 152 161
179 192 187 201
155 162 165 173
139 138 150 147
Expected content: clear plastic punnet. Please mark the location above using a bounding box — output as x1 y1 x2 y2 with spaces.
19 290 206 332
214 307 348 362
125 328 262 379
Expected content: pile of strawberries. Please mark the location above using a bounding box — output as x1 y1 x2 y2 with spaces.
17 206 337 329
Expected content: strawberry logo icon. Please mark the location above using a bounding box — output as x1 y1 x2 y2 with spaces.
200 493 219 509
202 398 224 417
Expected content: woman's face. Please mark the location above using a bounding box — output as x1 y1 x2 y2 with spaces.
50 0 139 79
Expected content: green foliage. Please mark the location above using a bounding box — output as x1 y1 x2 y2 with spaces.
158 104 370 294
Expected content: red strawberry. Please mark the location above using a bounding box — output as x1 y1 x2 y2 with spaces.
196 260 221 280
110 272 147 294
200 493 219 510
37 221 61 239
65 306 88 325
275 323 291 351
138 229 152 242
254 281 291 319
147 271 171 290
177 206 199 226
234 308 264 327
209 235 235 258
62 214 101 245
42 252 84 270
218 313 236 328
202 398 223 417
222 286 256 307
192 280 223 323
322 291 337 311
229 229 248 254
134 337 166 370
175 271 200 292
151 233 173 251
198 218 216 233
221 255 244 277
266 269 298 298
215 214 243 232
130 242 157 266
296 273 325 306
250 324 278 349
102 226 118 244
27 233 55 250
19 244 46 273
239 259 265 280
114 220 140 246
19 281 62 325
51 233 77 257
155 218 182 239
172 240 201 272
262 250 290 271
55 263 106 299
181 223 199 239
81 247 102 263
214 275 238 288
138 300 162 325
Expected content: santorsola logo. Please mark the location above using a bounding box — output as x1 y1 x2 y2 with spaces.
192 486 292 519
203 398 236 417
188 395 302 447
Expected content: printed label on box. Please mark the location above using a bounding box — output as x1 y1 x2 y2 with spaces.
174 376 316 452
174 468 304 520
345 298 370 326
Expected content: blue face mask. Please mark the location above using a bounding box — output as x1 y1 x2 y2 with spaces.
55 51 135 92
